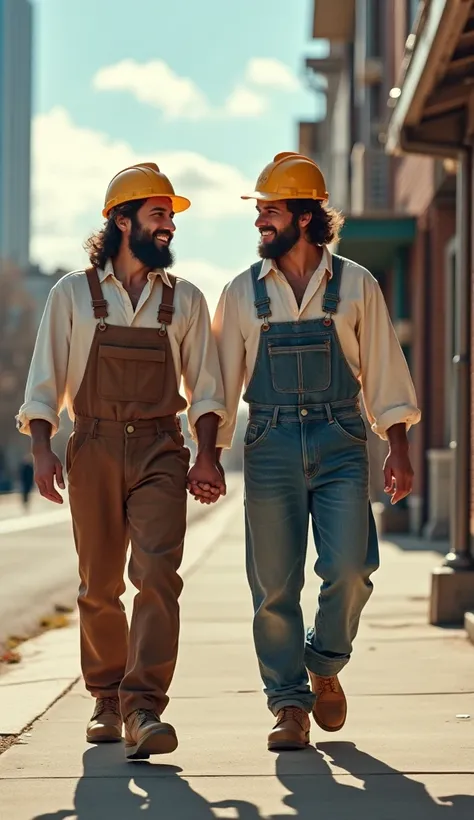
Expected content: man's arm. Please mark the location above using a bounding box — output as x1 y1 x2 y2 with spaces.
384 422 414 505
30 420 65 504
17 282 72 503
212 282 246 451
358 275 420 504
180 291 227 502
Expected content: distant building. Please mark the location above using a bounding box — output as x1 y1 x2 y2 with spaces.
0 0 33 272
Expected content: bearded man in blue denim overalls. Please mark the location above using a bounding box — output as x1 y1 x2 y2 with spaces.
210 153 421 750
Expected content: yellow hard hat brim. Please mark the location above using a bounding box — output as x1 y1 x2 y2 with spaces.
241 191 328 202
103 193 191 219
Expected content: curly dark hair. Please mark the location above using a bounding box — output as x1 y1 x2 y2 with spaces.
84 198 147 269
286 199 345 246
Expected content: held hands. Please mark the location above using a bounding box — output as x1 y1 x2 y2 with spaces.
187 454 226 505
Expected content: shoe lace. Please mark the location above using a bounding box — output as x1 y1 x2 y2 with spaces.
278 706 308 729
95 697 120 716
317 676 339 694
135 709 159 727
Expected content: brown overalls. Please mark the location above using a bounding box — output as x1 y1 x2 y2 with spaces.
66 268 190 719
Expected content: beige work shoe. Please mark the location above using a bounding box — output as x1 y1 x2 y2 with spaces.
308 671 347 732
267 706 311 751
86 696 122 743
125 709 178 760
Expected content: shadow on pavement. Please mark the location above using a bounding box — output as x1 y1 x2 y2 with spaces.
212 742 474 820
275 742 474 820
30 740 474 820
382 534 449 555
31 745 223 820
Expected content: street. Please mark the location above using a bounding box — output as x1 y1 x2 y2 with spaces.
0 477 473 818
0 482 238 649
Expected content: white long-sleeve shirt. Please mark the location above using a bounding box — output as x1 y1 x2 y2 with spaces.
17 260 227 440
213 248 421 448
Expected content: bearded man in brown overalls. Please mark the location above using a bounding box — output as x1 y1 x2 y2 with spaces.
18 163 227 760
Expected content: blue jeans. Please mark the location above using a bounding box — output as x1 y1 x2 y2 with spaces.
244 407 379 714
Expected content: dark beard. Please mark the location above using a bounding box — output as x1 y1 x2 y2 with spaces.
129 220 175 269
258 220 300 259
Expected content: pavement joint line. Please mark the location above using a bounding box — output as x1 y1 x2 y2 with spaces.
1 772 474 781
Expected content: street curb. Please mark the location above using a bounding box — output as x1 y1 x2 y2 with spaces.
0 477 243 738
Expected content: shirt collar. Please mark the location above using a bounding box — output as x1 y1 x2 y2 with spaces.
99 259 172 288
258 246 333 280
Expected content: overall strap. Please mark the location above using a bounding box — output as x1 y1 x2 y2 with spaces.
157 274 176 334
321 254 344 317
250 261 272 323
86 268 108 321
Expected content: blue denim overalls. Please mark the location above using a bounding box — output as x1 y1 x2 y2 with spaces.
243 255 380 714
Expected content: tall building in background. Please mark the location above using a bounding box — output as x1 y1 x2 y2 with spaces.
0 0 32 272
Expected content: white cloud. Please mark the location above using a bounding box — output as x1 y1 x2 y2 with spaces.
223 85 267 118
93 59 210 120
244 57 300 91
92 57 299 121
30 107 254 272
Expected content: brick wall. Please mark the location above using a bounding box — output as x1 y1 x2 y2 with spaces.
408 203 456 513
410 224 427 500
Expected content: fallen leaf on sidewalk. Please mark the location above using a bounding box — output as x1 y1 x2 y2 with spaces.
0 649 21 664
54 603 74 614
6 635 27 649
39 613 70 630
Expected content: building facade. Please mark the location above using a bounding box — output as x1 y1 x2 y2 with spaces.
302 0 418 531
385 0 474 626
0 0 32 272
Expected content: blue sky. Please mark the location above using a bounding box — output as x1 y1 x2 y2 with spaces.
31 0 326 311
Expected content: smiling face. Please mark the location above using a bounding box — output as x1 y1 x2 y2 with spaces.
128 196 176 269
255 200 301 259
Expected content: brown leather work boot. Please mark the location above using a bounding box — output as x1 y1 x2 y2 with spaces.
267 706 310 751
86 696 122 743
125 709 178 760
308 671 347 732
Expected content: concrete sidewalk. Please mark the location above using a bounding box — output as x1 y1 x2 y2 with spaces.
1 481 474 819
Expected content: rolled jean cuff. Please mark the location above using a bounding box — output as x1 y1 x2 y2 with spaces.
304 634 351 678
269 696 314 716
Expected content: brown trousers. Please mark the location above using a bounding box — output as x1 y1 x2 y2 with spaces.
67 418 189 718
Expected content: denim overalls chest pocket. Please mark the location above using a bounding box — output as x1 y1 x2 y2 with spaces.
268 327 332 394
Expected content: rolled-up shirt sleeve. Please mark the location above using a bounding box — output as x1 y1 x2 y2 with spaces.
358 274 421 439
16 281 72 436
181 291 227 440
212 283 246 449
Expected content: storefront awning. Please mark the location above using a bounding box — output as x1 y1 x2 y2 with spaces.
386 0 474 156
337 215 416 275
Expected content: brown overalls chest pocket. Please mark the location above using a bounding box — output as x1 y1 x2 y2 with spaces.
98 344 167 403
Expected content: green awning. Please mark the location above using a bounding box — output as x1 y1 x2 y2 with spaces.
337 215 416 275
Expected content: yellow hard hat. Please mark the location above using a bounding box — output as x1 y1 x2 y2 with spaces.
242 152 329 202
102 162 191 218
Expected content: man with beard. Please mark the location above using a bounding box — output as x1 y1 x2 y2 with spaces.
211 153 420 750
17 162 227 760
